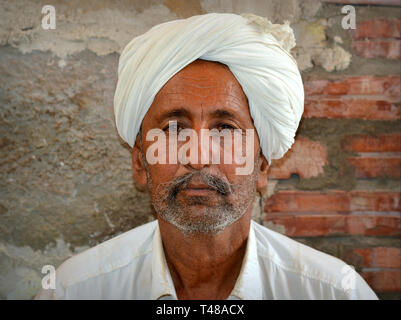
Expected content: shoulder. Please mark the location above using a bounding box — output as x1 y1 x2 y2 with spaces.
252 220 347 283
251 221 378 299
48 220 158 295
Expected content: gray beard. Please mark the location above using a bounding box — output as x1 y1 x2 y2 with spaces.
146 168 258 235
154 190 251 235
139 143 260 235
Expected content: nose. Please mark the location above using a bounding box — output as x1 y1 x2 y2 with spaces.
180 128 211 171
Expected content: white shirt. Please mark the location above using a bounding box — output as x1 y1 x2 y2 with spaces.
35 220 378 300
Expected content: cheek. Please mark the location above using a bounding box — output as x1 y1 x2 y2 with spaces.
216 131 258 182
141 136 179 184
147 163 179 184
217 162 247 185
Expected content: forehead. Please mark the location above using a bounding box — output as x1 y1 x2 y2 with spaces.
158 60 245 97
147 59 249 119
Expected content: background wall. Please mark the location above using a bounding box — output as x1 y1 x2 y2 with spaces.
0 0 400 299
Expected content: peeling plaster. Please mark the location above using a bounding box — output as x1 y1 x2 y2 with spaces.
292 19 352 72
0 0 351 72
0 1 177 58
0 239 89 299
314 44 352 72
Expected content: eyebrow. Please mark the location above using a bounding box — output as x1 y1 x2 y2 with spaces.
210 109 236 119
157 107 239 123
157 108 191 122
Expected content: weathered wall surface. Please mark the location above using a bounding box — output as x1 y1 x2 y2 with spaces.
0 0 400 299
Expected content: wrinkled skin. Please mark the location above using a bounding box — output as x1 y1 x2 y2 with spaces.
131 59 268 300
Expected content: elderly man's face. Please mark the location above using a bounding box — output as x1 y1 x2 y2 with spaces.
132 59 267 234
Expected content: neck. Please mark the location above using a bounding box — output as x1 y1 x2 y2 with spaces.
158 208 252 300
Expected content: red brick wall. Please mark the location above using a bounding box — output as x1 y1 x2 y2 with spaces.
263 11 401 299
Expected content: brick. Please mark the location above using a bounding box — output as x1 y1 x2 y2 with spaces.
343 133 401 179
303 80 329 96
305 76 401 99
393 19 401 38
264 190 350 213
262 213 401 237
304 99 400 120
361 270 401 292
347 215 400 236
352 247 401 268
342 133 401 152
269 137 328 179
323 81 349 95
350 191 401 212
353 40 401 59
347 157 401 178
263 190 401 237
352 19 392 39
264 190 401 213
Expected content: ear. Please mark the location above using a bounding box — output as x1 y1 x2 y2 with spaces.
131 136 148 192
256 152 269 195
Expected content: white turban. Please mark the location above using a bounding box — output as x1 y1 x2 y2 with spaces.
114 13 304 164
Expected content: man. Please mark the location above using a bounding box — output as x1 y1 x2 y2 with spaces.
35 13 377 300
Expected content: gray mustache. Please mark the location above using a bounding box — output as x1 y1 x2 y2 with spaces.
168 171 233 200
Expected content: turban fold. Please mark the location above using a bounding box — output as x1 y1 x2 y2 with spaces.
114 13 304 164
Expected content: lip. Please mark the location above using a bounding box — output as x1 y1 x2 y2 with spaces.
180 183 216 196
186 183 213 189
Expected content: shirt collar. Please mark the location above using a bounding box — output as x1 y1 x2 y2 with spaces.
229 221 263 300
150 220 263 300
150 223 177 300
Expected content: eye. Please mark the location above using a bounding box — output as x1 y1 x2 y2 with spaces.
217 123 236 131
162 122 184 132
